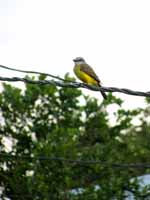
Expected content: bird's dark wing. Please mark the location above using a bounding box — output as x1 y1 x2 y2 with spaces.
79 63 107 99
80 64 100 83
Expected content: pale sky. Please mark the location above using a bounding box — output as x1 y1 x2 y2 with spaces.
0 0 150 108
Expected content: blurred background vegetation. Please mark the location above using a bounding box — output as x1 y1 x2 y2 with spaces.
0 75 150 199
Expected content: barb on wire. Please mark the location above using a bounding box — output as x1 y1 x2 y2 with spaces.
0 75 150 97
1 153 150 168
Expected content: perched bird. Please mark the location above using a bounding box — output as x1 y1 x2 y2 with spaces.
73 57 107 99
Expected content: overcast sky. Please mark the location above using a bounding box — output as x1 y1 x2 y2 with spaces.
0 0 150 108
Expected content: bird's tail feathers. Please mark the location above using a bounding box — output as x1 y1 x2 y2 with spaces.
100 91 107 100
98 82 107 100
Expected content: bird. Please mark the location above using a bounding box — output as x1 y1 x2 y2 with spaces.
73 57 107 100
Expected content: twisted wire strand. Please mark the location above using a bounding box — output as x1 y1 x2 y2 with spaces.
1 153 150 168
0 75 149 97
0 64 150 97
0 64 67 82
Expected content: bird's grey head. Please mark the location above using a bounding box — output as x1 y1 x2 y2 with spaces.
73 57 86 64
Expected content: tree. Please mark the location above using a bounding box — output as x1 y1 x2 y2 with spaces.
0 75 150 200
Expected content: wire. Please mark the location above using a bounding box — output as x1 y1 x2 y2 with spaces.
0 64 67 82
0 64 150 97
0 65 150 197
0 75 149 97
1 153 150 168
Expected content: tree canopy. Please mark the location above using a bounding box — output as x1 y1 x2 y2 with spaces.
0 75 150 199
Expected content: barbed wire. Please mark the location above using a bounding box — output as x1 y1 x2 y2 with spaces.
1 153 150 168
0 64 150 97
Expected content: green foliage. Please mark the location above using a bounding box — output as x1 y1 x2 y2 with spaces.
0 75 150 199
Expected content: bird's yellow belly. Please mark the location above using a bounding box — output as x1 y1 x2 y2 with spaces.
74 66 98 85
80 71 98 85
